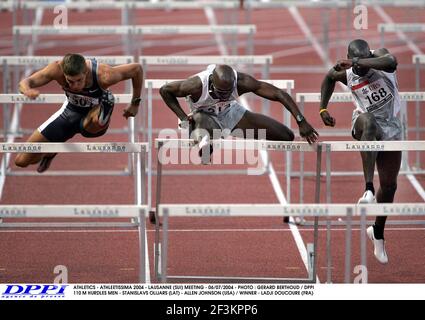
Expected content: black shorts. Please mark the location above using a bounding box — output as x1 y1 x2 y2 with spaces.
38 99 113 142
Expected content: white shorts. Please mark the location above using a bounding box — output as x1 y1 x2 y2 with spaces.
351 110 402 141
192 101 247 132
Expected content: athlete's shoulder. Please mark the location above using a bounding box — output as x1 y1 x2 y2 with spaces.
42 60 64 79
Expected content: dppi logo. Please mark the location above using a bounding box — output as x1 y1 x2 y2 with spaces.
2 285 68 299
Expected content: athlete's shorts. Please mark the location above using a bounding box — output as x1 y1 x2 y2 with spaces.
351 110 402 141
38 91 115 142
191 101 247 136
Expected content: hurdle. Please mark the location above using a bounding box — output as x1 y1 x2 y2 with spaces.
18 1 240 29
13 24 257 57
154 138 320 283
0 141 148 281
412 54 425 169
378 23 425 48
318 140 425 283
295 92 425 201
157 202 425 283
0 204 148 282
0 141 147 203
321 140 425 205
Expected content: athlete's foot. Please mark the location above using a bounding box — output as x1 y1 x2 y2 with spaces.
197 135 213 165
367 225 388 264
358 190 376 204
283 216 305 225
37 154 57 173
149 210 162 226
149 210 156 224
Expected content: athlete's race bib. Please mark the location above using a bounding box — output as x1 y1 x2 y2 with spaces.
66 93 100 108
351 77 394 113
199 101 231 115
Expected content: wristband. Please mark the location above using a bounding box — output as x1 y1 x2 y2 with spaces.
319 108 328 115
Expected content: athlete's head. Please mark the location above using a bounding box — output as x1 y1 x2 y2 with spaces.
61 53 88 92
209 64 235 101
347 39 373 76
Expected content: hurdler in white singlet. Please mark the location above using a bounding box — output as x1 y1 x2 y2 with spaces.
186 64 239 115
346 67 402 140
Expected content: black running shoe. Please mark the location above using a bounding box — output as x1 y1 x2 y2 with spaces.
37 154 57 173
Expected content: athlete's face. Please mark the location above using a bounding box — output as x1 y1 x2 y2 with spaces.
348 50 372 77
65 72 87 92
209 75 233 101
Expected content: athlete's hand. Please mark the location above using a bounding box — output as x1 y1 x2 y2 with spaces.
123 104 139 119
320 110 336 127
23 88 40 99
298 120 319 144
334 59 353 71
179 114 193 129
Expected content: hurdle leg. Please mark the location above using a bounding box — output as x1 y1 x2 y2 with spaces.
154 142 164 280
344 207 353 283
138 208 146 283
311 143 323 283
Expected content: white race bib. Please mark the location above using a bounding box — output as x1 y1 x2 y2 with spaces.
352 77 393 113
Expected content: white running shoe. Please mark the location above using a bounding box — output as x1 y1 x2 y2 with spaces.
367 225 388 264
358 190 376 204
198 135 212 165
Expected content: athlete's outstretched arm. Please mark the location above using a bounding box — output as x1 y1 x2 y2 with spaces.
362 48 398 73
18 63 57 99
319 67 348 127
334 48 397 74
101 63 144 118
159 77 200 121
237 72 318 144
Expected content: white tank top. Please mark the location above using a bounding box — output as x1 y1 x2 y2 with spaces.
186 64 239 114
346 67 400 121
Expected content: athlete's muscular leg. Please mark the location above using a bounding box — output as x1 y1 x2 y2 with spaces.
14 130 53 168
232 110 295 141
353 113 383 186
374 151 402 236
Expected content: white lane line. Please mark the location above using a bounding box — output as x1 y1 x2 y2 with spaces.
204 7 229 56
288 6 333 68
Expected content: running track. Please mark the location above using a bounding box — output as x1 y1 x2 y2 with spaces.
0 3 424 284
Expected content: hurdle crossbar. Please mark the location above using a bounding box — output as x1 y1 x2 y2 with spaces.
159 203 425 218
140 55 272 65
378 23 425 33
20 1 240 10
0 56 134 66
13 25 256 35
0 142 147 153
296 91 425 103
155 138 315 152
323 140 425 152
0 205 145 218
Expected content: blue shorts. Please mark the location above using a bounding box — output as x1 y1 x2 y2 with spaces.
38 92 114 142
